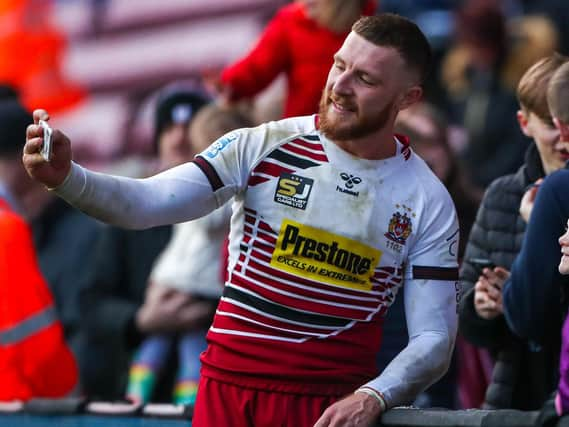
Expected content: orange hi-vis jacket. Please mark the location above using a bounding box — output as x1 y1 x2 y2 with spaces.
0 198 77 401
0 0 86 114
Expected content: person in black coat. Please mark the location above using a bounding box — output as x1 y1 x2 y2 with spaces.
459 54 568 410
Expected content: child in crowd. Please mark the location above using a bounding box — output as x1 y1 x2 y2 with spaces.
459 53 568 410
126 104 253 405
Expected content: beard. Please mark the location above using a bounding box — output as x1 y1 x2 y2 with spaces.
318 90 394 141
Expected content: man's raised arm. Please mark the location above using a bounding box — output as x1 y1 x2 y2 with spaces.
23 109 223 229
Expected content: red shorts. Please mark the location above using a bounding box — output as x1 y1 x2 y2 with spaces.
192 376 339 427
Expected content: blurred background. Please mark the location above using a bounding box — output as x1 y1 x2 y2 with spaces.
1 0 291 170
2 0 567 182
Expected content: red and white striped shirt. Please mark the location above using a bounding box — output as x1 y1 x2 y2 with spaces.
56 114 459 406
193 115 459 400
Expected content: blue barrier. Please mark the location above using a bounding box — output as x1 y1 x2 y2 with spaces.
0 403 544 427
380 408 539 426
0 399 193 426
0 414 190 427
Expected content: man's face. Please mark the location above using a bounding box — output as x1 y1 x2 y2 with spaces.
519 111 567 175
559 219 569 275
319 32 418 141
158 122 193 169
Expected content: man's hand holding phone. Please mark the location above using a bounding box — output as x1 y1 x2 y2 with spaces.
22 109 73 189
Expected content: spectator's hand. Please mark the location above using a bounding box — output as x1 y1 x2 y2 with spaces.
313 392 382 427
22 109 72 189
177 300 216 330
520 179 542 223
201 69 233 108
216 85 234 108
473 267 510 320
135 286 193 334
201 68 225 96
534 393 559 427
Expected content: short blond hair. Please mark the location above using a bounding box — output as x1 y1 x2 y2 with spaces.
188 104 253 152
547 61 569 124
517 53 568 123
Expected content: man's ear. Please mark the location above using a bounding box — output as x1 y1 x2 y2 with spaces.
554 117 569 142
398 85 423 111
517 110 531 137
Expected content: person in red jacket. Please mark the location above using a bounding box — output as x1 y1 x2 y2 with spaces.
219 0 376 118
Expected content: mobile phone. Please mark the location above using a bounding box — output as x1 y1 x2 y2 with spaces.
468 257 495 270
39 119 52 162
